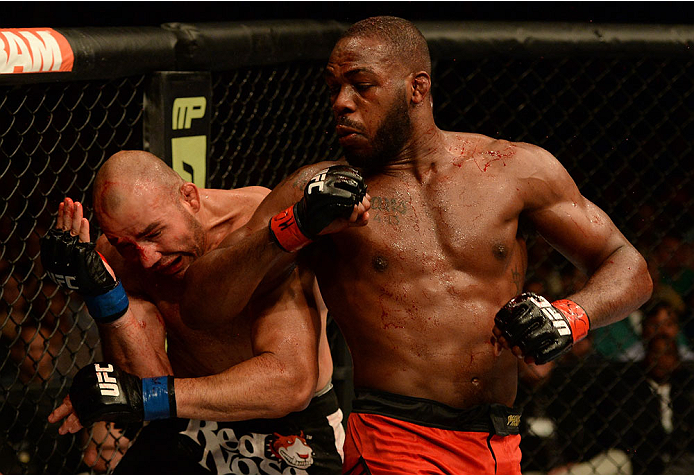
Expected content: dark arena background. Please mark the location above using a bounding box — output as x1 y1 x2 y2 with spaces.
2 2 694 474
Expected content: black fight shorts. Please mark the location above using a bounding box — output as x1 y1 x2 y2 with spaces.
113 386 344 474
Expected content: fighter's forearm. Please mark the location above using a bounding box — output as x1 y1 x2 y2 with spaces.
566 244 652 328
98 310 172 377
173 352 317 421
180 227 294 329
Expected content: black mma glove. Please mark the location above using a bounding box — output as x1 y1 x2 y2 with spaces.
40 228 129 323
70 363 176 426
494 292 591 364
269 165 367 252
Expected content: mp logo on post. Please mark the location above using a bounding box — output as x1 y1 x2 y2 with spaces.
172 97 206 130
94 364 120 397
0 28 74 74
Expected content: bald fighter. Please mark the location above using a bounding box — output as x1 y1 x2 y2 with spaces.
180 16 652 474
43 151 345 474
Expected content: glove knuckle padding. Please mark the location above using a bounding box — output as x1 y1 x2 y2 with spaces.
496 291 575 363
75 243 116 295
70 363 143 425
495 304 534 346
299 165 367 237
41 229 116 295
270 165 367 252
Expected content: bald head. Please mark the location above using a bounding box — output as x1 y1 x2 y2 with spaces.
93 150 184 219
341 16 431 76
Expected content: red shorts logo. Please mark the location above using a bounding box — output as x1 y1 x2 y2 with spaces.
270 431 314 469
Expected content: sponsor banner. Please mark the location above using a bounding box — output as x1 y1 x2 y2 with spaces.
0 28 73 74
144 72 211 188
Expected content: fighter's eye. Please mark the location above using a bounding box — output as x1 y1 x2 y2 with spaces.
328 85 341 96
146 231 161 240
355 83 372 92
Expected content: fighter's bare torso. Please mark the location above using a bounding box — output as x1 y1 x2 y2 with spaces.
98 187 332 386
96 188 265 378
313 132 541 408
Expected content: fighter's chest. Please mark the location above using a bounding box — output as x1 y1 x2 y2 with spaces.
145 281 253 361
361 180 520 269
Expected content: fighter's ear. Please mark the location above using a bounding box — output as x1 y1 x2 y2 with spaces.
411 71 431 105
180 182 201 211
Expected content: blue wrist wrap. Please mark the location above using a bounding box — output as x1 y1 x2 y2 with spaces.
83 280 129 323
142 376 175 420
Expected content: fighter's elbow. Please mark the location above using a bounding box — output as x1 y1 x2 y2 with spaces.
291 377 317 413
637 261 654 304
619 250 653 313
272 366 316 416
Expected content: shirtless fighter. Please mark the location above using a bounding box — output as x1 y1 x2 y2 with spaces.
180 16 653 474
42 151 346 474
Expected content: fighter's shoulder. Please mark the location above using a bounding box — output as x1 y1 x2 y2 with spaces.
226 186 271 206
511 141 581 208
512 141 560 164
511 141 575 186
475 135 564 175
467 134 552 161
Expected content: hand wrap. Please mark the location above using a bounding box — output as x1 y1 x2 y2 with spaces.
494 292 591 364
269 165 367 252
40 228 129 323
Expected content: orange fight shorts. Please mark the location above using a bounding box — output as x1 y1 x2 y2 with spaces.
343 389 522 475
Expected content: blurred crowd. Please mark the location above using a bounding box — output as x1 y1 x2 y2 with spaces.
518 225 694 475
1 212 101 474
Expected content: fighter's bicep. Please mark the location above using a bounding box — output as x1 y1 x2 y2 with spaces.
249 272 319 364
518 146 627 273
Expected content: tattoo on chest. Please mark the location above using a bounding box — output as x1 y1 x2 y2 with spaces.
511 265 523 294
371 196 407 226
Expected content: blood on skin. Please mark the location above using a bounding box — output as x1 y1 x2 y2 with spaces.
568 216 589 237
378 289 405 330
95 180 122 219
473 146 516 172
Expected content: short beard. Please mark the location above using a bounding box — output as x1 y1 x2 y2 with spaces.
344 94 411 173
176 204 206 275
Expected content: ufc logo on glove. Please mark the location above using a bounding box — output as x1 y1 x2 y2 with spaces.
45 270 79 290
528 294 572 336
307 172 327 194
94 364 120 396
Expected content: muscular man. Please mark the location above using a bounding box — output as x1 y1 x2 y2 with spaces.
181 17 652 474
43 151 344 474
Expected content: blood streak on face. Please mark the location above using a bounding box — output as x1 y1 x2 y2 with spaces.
97 183 205 278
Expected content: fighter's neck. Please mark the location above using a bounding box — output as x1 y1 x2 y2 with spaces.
197 188 248 252
375 126 450 180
